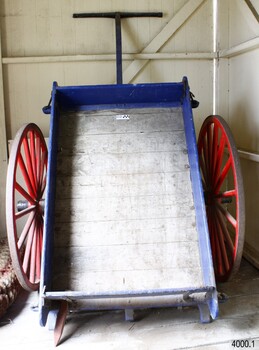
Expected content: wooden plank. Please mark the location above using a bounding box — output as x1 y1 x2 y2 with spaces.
54 242 201 273
53 268 204 293
56 151 189 177
54 217 198 248
122 0 207 83
60 131 187 155
52 264 203 293
60 108 184 136
55 193 196 223
55 171 192 199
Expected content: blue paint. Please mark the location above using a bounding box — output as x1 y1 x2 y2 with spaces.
55 82 183 111
39 82 60 327
181 77 218 320
39 77 219 326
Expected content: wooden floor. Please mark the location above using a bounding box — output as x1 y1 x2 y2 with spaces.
1 258 259 349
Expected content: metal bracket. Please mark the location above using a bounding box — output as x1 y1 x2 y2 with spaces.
125 309 136 321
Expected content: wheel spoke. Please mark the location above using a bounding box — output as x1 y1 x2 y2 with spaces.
29 224 37 283
200 152 209 185
214 220 224 276
207 208 216 260
15 181 36 205
36 135 41 187
215 207 234 254
214 210 230 273
22 222 35 274
213 132 226 186
29 130 37 189
202 134 211 181
17 210 36 249
216 189 236 199
207 124 214 177
39 150 47 195
35 222 42 281
22 136 37 195
209 209 221 275
15 205 36 220
211 123 218 178
215 156 232 193
18 153 36 198
216 202 237 229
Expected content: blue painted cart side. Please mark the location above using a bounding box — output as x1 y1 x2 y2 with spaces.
39 77 218 326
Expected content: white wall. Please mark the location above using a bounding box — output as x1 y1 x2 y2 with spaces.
0 0 214 140
0 0 216 235
218 0 259 266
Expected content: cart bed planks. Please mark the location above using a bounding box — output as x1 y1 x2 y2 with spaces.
53 107 202 293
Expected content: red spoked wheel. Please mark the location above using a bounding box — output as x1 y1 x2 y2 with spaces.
198 115 245 282
6 123 48 291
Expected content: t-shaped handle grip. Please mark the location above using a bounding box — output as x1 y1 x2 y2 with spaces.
73 12 163 84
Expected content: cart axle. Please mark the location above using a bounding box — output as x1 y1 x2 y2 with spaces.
17 200 29 212
204 192 233 206
17 199 45 213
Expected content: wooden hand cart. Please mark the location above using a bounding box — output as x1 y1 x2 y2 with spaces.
5 77 245 345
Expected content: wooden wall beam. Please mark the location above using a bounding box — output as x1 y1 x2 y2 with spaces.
244 0 259 23
2 52 214 65
220 37 259 58
237 0 259 34
122 0 207 84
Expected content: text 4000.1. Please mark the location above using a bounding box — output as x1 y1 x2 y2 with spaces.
232 340 255 348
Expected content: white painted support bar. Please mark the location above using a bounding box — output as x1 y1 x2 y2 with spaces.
2 52 214 65
238 149 259 163
220 37 259 58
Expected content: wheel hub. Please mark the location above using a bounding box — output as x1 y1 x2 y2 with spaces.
17 199 45 214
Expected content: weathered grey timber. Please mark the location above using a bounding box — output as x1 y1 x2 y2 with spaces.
53 107 203 293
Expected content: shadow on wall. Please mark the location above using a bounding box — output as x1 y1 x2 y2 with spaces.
229 96 259 153
240 157 259 269
231 99 259 269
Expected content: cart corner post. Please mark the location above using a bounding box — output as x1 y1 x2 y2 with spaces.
39 81 60 326
181 77 219 321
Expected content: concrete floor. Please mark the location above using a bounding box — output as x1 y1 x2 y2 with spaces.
1 258 259 349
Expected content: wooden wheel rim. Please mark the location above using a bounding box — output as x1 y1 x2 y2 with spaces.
198 115 245 282
6 123 48 291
